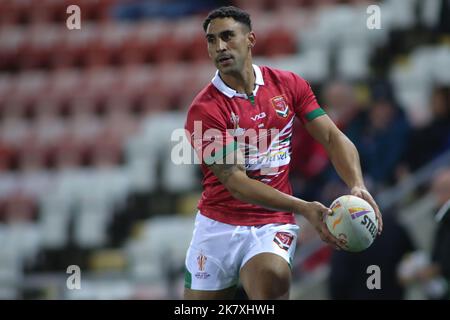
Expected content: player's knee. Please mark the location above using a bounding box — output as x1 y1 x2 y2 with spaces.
267 268 290 296
251 267 290 299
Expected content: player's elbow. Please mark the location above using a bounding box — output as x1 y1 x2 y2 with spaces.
330 130 356 153
223 174 250 201
228 188 245 201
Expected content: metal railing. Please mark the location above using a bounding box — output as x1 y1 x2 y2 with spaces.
377 149 450 211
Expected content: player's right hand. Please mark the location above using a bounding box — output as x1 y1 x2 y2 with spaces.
300 201 346 250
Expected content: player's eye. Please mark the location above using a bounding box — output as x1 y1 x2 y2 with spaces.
221 32 233 41
206 36 215 44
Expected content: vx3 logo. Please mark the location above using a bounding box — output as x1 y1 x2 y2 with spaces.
251 112 266 121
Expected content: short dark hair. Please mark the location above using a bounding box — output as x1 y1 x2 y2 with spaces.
202 6 252 32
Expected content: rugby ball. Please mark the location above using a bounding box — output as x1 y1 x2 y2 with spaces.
326 195 378 252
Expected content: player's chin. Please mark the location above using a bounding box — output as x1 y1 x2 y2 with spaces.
217 61 236 73
217 64 233 74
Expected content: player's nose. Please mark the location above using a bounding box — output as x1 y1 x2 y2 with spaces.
216 38 227 52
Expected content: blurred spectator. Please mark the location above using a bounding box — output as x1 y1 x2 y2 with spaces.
437 0 450 36
399 168 450 300
322 79 362 131
397 85 450 179
347 81 410 188
328 211 416 300
290 80 364 201
290 118 329 201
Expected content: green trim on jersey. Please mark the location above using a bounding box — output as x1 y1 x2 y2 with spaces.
306 108 326 122
184 269 192 289
204 140 238 166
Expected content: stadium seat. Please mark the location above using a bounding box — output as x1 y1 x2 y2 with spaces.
125 216 194 281
336 44 370 80
0 25 26 71
380 0 417 30
50 133 87 169
89 129 123 167
0 115 29 146
39 168 91 248
262 28 297 57
33 111 67 147
183 33 209 62
431 45 450 85
171 17 205 62
39 202 72 249
13 71 49 115
0 141 17 172
73 165 130 248
0 1 21 26
2 191 37 223
0 73 13 107
17 133 50 172
19 24 61 69
390 55 433 127
19 170 55 202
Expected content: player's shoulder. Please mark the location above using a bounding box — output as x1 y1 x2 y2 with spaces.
187 83 223 117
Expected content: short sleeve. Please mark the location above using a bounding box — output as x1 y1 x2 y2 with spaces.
291 73 326 125
185 102 237 166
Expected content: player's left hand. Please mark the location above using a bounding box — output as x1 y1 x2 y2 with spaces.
351 186 383 235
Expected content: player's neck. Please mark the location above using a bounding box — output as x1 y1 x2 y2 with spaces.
219 61 255 96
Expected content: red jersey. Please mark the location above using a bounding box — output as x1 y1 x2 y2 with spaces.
185 65 326 226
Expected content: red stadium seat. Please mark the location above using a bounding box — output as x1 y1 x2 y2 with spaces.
184 33 209 62
119 22 154 66
0 25 27 71
0 139 18 172
50 132 87 169
2 190 38 223
54 23 99 69
232 0 269 11
261 28 298 57
14 71 49 107
29 1 57 25
0 1 15 26
81 66 120 112
147 20 187 64
46 68 83 115
139 86 173 115
89 128 123 167
33 111 67 147
19 24 62 70
0 74 14 110
17 133 49 172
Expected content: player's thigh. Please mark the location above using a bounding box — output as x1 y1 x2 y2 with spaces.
239 252 292 300
184 286 237 300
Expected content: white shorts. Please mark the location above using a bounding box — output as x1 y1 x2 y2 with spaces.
185 212 299 291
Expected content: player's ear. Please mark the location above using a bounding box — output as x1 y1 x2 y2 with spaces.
247 31 256 49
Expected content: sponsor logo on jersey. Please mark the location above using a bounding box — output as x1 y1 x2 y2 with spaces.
251 112 266 121
274 232 294 251
270 95 289 118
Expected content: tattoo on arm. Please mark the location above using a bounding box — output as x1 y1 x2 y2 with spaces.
208 148 247 184
210 162 246 185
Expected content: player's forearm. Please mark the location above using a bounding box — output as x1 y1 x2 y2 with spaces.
227 172 308 214
327 131 365 189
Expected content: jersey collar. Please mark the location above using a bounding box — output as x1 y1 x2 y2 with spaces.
211 64 264 99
